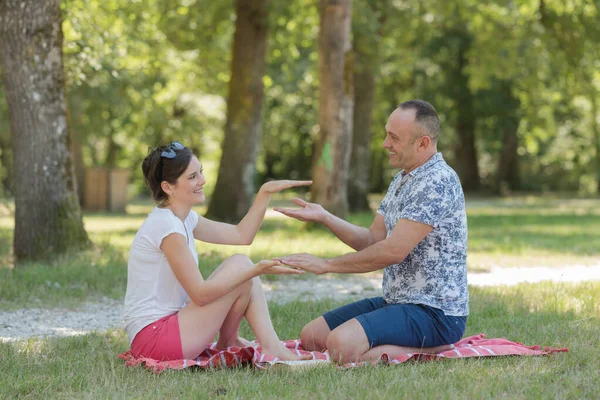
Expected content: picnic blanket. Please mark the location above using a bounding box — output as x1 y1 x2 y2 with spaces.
119 334 568 373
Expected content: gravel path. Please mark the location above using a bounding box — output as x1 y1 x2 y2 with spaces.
2 265 599 342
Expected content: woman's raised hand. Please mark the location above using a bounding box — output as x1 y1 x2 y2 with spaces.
273 198 328 223
254 260 304 276
259 180 312 195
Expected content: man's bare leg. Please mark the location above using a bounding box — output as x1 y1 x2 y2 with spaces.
360 343 453 362
300 316 331 352
326 319 452 365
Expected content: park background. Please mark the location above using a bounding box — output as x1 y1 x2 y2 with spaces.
0 0 599 398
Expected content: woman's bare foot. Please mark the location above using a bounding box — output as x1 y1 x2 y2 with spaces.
261 343 313 361
216 336 257 349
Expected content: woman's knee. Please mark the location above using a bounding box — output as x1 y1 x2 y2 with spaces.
211 254 253 279
226 254 253 266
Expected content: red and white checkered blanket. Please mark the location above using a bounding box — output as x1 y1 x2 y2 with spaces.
118 334 568 373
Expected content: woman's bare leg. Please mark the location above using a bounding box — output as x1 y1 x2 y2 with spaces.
243 275 311 360
178 254 309 360
177 256 254 359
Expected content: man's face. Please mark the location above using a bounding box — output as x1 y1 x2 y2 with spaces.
383 108 422 170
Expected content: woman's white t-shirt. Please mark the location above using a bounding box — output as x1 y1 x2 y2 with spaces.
123 207 199 344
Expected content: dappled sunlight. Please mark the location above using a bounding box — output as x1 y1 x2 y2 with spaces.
471 281 600 318
468 253 600 269
466 197 600 216
469 265 600 287
83 216 145 233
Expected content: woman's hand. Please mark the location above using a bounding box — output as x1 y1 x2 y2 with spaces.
259 180 312 195
254 260 304 275
273 198 328 223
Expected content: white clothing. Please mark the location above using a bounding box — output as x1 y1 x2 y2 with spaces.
123 207 199 344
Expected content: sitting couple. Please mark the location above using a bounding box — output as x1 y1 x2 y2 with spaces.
123 100 469 364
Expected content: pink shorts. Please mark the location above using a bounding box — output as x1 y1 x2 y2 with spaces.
131 313 183 361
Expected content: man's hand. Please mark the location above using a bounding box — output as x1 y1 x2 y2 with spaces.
275 253 329 275
273 198 328 223
254 260 304 275
259 180 312 195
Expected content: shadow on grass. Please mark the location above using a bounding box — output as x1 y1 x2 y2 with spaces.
469 213 600 255
0 236 129 308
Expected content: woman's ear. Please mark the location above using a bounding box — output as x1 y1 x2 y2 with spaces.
161 181 173 196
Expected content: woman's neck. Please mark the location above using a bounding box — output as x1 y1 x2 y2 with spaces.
161 201 191 222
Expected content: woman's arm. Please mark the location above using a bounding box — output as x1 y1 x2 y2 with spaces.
193 180 311 245
161 233 301 306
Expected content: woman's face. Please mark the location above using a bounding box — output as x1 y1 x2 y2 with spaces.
168 156 206 205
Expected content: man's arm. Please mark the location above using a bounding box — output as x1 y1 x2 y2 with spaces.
274 198 386 251
278 218 433 274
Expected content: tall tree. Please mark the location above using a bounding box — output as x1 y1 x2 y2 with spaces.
348 0 387 211
0 0 90 262
494 81 521 193
312 0 354 217
450 30 480 191
206 0 270 222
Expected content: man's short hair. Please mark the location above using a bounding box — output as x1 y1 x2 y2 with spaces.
397 99 440 142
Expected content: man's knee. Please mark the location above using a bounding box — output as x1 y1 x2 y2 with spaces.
300 317 330 351
326 320 369 364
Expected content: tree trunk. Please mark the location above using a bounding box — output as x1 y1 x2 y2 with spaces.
495 82 521 194
206 0 270 223
0 84 13 196
312 0 354 218
0 130 13 197
496 117 521 194
348 1 383 212
590 87 600 194
0 0 90 263
452 34 480 192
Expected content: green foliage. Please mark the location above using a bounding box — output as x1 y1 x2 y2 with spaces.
2 0 598 198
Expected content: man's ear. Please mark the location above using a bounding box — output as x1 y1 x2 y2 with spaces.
418 135 432 151
161 181 173 196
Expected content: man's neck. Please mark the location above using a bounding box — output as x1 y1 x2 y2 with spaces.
405 151 437 174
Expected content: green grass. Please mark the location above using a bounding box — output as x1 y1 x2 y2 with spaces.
466 197 600 269
0 196 599 398
0 282 598 399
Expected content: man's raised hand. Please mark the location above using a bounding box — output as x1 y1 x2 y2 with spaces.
273 198 328 223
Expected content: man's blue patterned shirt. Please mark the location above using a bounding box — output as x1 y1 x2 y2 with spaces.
377 152 469 316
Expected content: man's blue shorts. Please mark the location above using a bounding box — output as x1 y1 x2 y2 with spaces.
323 297 467 348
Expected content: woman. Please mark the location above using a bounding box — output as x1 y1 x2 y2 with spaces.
123 141 312 361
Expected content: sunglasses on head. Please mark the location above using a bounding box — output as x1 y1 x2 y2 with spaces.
161 141 185 159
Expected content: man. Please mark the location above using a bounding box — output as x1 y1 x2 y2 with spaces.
275 100 468 364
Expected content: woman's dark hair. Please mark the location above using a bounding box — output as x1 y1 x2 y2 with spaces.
142 142 193 204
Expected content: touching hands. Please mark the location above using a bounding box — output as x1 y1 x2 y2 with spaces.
273 198 328 223
254 260 304 276
259 180 312 195
275 253 329 275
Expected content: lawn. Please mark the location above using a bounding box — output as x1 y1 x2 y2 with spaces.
0 196 599 398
